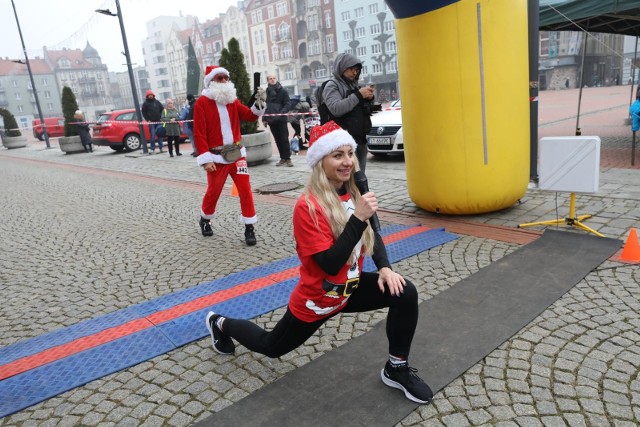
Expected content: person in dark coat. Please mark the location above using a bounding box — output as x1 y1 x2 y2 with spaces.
74 110 92 153
263 74 292 166
141 90 165 154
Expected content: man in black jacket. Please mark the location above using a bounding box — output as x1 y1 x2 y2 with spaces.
141 90 164 154
263 74 292 166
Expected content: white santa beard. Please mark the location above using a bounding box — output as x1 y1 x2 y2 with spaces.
208 81 237 105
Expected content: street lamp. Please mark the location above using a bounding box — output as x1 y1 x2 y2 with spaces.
96 1 148 153
10 0 50 149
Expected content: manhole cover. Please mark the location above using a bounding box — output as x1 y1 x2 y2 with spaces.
255 182 301 194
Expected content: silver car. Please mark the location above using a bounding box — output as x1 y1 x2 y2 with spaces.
366 99 403 156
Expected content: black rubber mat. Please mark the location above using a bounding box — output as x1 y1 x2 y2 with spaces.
195 230 621 427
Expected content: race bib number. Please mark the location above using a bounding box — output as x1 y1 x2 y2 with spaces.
236 159 249 175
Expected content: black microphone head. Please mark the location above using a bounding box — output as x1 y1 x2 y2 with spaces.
354 170 369 194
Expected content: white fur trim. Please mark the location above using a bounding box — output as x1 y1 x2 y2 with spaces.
197 152 216 166
203 67 230 87
218 102 233 144
197 146 247 166
240 214 257 224
251 103 265 116
201 210 215 220
306 129 357 167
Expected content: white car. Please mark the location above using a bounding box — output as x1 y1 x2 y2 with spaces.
367 99 403 156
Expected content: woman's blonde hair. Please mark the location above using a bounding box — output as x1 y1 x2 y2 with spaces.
303 155 374 257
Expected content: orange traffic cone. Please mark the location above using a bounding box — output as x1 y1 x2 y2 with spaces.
621 228 640 262
231 182 239 197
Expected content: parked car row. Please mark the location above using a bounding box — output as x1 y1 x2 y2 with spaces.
93 109 188 152
31 110 188 152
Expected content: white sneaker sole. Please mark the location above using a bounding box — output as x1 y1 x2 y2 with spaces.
205 311 234 355
381 369 431 404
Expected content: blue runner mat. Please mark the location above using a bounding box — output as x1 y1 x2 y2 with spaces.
0 226 457 418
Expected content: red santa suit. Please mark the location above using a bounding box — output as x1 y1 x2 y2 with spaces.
194 66 264 224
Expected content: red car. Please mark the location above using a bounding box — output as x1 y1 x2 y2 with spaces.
32 117 65 140
92 109 188 152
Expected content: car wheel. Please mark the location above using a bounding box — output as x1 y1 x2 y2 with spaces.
110 146 125 152
123 133 141 151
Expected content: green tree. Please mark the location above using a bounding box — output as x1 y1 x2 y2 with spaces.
186 38 200 97
0 108 22 137
61 86 80 137
219 37 257 134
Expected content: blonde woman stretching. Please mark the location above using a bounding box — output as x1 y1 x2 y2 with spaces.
205 121 433 404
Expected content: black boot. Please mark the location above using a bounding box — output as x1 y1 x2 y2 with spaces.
244 224 256 246
89 144 93 152
169 149 174 158
199 217 213 237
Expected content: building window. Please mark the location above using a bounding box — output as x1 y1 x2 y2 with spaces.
370 23 380 35
362 65 368 75
324 11 332 28
357 46 366 57
279 23 290 40
15 92 21 100
341 11 350 21
355 7 364 18
386 41 396 52
355 27 365 38
12 80 18 87
384 21 395 31
285 67 294 80
326 35 334 52
270 24 277 41
343 31 352 41
44 91 51 99
372 43 382 54
268 5 274 19
272 45 280 60
388 60 397 72
276 1 288 16
17 105 24 112
308 14 319 31
369 3 378 14
41 78 48 86
47 102 53 111
373 63 382 73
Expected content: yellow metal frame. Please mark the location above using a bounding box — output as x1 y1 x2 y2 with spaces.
518 192 605 238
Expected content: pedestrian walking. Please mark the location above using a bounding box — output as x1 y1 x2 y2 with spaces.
162 99 182 157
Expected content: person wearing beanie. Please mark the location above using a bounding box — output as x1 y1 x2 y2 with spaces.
204 121 434 405
141 90 165 154
193 65 266 245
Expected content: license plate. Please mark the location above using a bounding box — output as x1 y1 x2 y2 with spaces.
368 137 391 145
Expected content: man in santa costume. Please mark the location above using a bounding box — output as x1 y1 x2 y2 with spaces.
193 65 265 245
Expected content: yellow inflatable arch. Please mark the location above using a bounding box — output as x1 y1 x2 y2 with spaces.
385 0 530 214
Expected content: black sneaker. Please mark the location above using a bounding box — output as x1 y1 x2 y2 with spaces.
199 217 213 237
245 224 257 246
381 361 433 404
205 311 235 355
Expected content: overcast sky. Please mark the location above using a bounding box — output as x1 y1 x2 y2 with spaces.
1 0 236 73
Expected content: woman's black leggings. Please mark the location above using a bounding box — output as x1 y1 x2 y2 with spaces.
224 272 419 359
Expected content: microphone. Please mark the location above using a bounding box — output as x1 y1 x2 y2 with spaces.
354 170 381 233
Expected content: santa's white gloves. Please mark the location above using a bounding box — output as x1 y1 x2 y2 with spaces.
254 87 266 110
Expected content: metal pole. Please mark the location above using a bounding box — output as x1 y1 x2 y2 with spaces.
629 36 638 115
528 0 539 182
575 32 588 135
10 0 50 148
115 0 148 153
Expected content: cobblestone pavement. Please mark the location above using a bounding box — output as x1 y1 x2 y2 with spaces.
0 130 639 427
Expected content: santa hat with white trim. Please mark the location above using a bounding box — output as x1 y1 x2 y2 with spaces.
306 121 357 167
203 65 230 87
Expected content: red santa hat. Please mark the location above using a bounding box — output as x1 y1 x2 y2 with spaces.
203 65 230 87
306 121 357 167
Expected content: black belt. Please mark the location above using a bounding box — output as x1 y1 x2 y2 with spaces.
322 277 359 297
